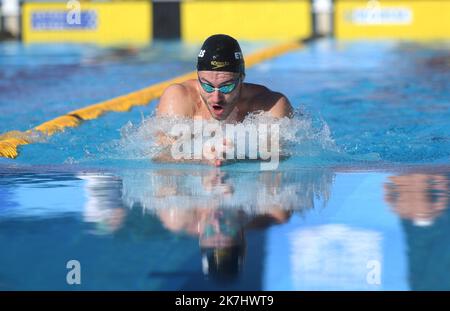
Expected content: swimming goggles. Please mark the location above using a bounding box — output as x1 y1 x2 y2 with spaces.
198 77 240 94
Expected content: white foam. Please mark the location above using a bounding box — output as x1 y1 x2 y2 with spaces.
112 107 338 161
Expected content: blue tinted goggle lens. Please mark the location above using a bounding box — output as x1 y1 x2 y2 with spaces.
200 79 239 94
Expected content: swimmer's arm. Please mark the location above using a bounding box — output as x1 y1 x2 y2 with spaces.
260 92 293 162
152 85 222 165
245 209 293 229
152 84 192 162
268 93 294 118
152 84 230 166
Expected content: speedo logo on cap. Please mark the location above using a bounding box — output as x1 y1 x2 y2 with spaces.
210 61 230 70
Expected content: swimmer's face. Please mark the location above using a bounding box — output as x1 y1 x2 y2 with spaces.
197 71 242 121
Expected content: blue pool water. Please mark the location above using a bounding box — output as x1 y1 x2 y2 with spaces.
0 39 449 290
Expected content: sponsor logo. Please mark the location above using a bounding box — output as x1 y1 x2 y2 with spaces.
31 10 97 30
347 1 412 25
210 61 230 70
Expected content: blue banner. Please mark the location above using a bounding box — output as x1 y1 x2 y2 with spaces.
31 11 97 30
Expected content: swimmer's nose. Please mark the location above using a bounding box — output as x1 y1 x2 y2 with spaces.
210 90 223 103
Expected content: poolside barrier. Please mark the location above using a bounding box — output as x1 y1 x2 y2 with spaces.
22 0 312 44
335 0 450 39
22 1 151 45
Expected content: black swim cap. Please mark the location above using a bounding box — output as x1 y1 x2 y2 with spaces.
197 34 245 75
201 245 244 282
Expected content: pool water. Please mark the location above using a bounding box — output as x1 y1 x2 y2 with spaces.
0 39 449 290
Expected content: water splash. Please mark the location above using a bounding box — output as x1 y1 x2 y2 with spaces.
107 107 339 162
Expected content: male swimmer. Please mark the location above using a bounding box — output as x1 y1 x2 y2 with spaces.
155 34 293 166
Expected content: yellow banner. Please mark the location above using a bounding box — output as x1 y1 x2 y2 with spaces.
336 0 450 39
22 1 151 45
181 0 311 42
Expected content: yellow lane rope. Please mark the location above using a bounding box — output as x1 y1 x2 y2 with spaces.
0 40 303 159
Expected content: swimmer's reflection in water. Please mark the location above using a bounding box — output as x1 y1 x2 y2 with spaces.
158 204 291 281
77 168 333 281
121 168 333 281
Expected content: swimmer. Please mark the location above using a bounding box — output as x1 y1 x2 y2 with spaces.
154 34 293 166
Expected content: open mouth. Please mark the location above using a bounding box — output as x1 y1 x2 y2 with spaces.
212 104 224 115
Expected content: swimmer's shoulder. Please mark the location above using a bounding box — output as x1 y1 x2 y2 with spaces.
242 83 293 118
160 81 194 100
157 80 197 117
